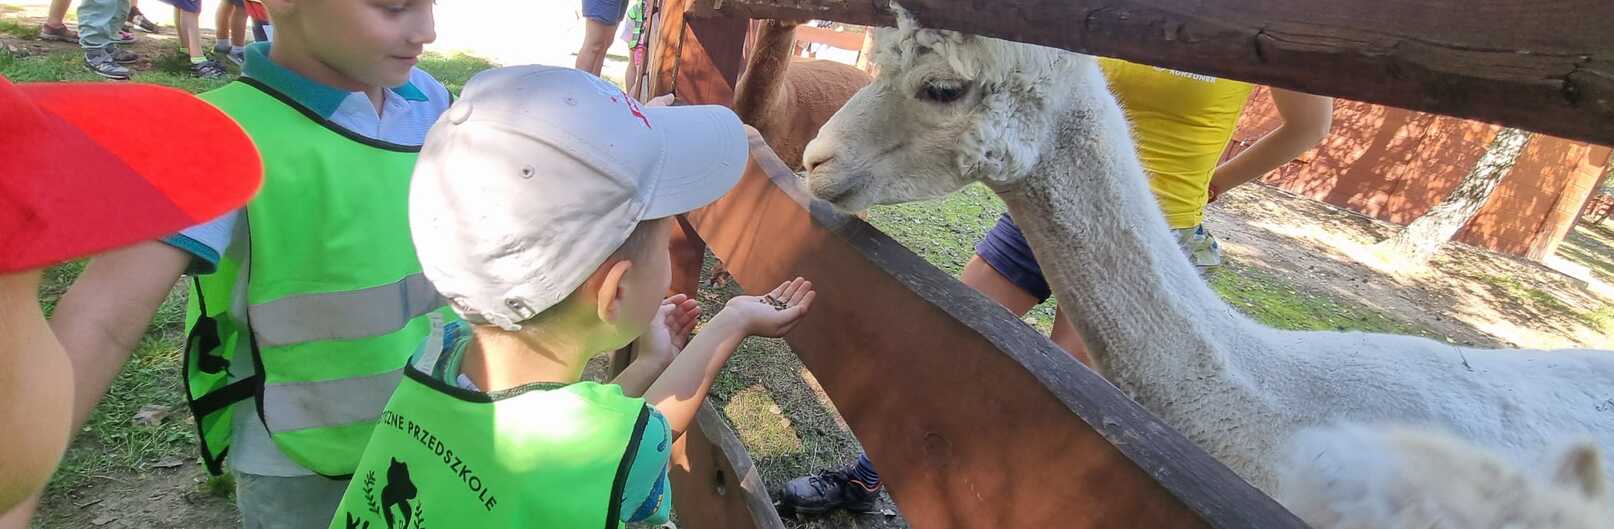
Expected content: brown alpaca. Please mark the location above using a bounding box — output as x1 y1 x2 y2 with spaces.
710 20 873 287
732 20 873 171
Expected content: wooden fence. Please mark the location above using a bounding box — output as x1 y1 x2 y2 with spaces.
633 0 1614 527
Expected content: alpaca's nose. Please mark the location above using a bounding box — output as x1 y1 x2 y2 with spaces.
802 138 835 174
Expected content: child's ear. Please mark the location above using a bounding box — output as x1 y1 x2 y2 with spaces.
594 259 635 324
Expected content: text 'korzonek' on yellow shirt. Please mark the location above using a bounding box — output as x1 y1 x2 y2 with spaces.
1098 57 1254 229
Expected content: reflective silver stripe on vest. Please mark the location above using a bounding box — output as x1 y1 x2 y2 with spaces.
261 368 404 433
248 273 445 348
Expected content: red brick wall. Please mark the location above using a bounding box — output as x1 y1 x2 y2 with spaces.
1227 88 1612 260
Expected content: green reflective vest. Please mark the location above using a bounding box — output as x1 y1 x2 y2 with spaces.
328 322 651 529
183 78 456 478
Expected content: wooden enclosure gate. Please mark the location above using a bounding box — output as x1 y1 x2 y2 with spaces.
631 1 1614 528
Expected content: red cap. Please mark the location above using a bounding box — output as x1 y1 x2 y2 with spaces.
0 75 262 274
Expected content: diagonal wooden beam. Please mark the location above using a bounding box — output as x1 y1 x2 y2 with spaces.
682 128 1312 529
692 0 1614 148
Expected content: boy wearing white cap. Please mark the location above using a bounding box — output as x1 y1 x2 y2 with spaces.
326 65 816 528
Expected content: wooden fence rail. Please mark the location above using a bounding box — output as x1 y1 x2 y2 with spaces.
669 129 1312 529
692 0 1614 148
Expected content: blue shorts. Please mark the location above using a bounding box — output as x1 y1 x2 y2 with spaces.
582 0 630 25
156 0 203 13
975 212 1224 303
976 213 1055 302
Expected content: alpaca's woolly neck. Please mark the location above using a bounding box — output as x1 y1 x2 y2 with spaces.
733 20 799 131
992 65 1250 394
976 56 1614 492
989 59 1279 483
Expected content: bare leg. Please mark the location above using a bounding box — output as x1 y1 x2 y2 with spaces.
960 255 1093 364
213 0 232 44
47 0 73 26
959 255 1042 316
1050 307 1093 366
574 19 617 76
228 3 247 46
178 8 202 58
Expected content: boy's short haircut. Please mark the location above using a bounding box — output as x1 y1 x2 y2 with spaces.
608 220 661 263
408 65 748 332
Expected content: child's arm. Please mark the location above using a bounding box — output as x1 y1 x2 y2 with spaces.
612 294 700 397
48 242 193 429
645 278 815 439
1 241 193 527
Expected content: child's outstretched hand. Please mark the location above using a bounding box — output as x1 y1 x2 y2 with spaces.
721 277 815 338
636 294 701 365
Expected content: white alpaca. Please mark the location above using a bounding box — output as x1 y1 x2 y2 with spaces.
799 4 1614 493
1278 424 1612 529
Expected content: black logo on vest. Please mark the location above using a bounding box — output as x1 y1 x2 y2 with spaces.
354 458 427 529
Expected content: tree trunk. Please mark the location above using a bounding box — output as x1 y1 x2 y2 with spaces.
1579 163 1614 225
855 29 875 72
1376 127 1532 265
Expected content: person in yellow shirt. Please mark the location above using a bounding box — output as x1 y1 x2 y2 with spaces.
773 59 1334 516
966 57 1334 365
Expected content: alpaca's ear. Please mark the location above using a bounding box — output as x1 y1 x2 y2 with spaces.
889 1 917 29
1550 440 1605 499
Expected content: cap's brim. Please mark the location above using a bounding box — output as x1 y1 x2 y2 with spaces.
1 82 262 274
639 104 749 220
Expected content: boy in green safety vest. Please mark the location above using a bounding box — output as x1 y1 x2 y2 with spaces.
24 1 503 527
327 65 817 528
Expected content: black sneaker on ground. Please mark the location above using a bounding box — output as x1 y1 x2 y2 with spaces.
191 59 230 80
775 468 880 515
84 49 131 80
108 45 138 65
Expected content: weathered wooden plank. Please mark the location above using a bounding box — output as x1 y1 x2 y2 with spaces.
692 0 1614 148
668 403 788 529
682 128 1309 529
648 0 687 98
648 13 777 529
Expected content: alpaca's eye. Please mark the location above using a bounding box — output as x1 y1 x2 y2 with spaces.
919 80 968 103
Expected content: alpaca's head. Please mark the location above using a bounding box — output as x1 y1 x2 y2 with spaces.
801 2 1093 212
1278 424 1613 529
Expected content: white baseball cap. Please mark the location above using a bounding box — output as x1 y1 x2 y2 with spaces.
409 65 748 330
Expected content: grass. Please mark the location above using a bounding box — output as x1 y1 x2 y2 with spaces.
1482 273 1614 334
865 183 1059 331
0 16 33 39
858 182 1434 337
0 44 497 96
420 51 498 96
0 44 234 92
1207 263 1438 336
8 43 503 512
696 185 1447 529
35 261 201 500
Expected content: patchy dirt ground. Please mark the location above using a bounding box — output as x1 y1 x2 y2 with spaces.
32 463 239 529
1209 184 1614 350
0 4 196 72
